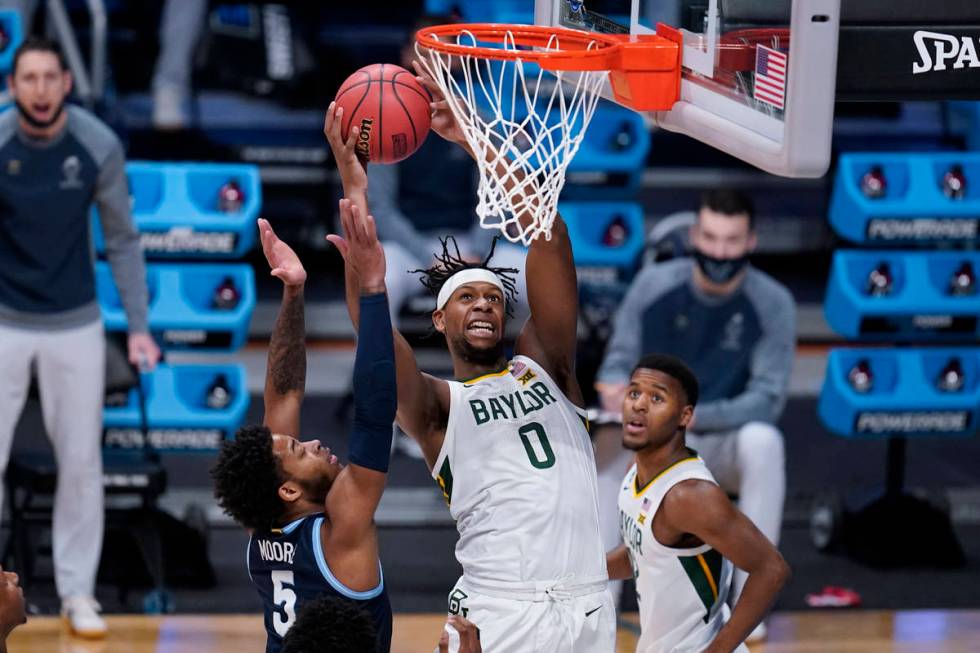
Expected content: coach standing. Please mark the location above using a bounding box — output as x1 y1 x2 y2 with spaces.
0 38 159 638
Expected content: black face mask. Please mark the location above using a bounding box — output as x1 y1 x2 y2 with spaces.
15 98 66 130
693 249 749 285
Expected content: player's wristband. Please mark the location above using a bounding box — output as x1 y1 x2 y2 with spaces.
350 292 396 472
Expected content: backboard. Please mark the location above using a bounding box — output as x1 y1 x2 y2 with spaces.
535 0 841 178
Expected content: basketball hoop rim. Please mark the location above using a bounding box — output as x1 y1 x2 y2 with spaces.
416 22 682 113
416 23 627 72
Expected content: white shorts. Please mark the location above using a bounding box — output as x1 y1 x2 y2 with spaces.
442 576 617 652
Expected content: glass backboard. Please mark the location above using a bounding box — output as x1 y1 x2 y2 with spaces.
535 0 841 177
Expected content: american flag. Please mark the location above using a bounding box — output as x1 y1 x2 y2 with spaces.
753 44 787 110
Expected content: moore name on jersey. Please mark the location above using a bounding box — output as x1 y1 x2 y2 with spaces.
256 538 296 565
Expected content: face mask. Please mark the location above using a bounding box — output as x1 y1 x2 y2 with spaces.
693 249 749 285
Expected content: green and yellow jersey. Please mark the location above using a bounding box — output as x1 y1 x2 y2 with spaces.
618 457 748 653
432 355 607 588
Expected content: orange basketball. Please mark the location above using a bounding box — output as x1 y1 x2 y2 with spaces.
334 63 432 164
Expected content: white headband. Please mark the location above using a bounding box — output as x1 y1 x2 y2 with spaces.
436 269 505 310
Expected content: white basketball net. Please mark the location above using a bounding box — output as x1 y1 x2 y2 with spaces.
417 30 607 246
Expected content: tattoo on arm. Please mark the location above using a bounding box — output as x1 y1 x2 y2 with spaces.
268 289 306 395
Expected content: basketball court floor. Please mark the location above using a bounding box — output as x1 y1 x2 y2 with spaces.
9 610 980 652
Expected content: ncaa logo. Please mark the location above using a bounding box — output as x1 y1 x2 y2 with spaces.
60 155 83 189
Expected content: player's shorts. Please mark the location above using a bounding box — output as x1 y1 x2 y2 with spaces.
441 574 616 652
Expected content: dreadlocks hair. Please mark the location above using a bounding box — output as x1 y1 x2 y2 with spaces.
412 235 520 317
210 424 286 531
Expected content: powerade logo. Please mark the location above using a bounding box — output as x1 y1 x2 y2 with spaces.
103 473 152 488
866 218 979 241
140 228 237 254
855 411 971 434
912 31 980 74
912 314 954 329
160 330 234 349
104 428 224 449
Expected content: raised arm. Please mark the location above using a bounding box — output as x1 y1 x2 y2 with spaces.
516 213 582 403
325 199 394 532
661 481 790 653
258 218 307 437
324 104 448 466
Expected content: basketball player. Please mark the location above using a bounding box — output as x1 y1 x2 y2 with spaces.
608 354 790 652
323 66 615 650
211 213 395 652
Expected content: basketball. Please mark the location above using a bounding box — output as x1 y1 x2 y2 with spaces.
333 63 431 164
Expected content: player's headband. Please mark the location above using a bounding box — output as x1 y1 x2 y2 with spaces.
436 268 505 310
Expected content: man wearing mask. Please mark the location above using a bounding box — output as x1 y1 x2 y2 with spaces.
595 189 795 643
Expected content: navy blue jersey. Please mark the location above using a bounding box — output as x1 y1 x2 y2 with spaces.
247 513 392 652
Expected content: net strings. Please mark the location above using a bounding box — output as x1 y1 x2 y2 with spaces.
417 31 606 245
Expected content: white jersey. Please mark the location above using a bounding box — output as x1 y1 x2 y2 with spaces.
619 456 748 653
433 355 607 587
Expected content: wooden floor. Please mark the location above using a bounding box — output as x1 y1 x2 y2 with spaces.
9 610 980 652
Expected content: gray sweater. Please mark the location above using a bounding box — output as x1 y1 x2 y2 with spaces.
598 259 796 432
0 105 148 332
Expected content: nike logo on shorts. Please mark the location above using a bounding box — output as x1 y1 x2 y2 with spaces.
585 605 603 617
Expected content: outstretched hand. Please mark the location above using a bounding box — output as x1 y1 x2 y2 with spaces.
258 218 307 287
323 101 368 193
327 198 386 293
412 60 470 152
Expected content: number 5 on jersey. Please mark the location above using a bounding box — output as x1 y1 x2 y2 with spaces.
272 569 297 636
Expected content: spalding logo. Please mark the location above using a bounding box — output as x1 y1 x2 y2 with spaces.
912 30 980 74
356 118 374 159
